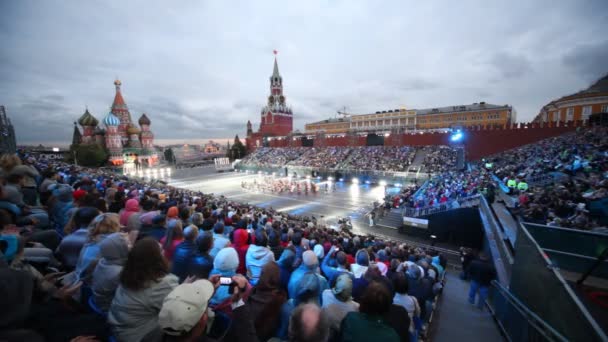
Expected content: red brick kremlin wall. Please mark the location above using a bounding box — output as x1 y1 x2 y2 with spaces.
260 121 583 161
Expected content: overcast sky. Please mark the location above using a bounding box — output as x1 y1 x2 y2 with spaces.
1 0 607 146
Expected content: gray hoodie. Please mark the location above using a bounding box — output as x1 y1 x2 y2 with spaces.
108 274 178 342
245 244 275 285
91 233 129 312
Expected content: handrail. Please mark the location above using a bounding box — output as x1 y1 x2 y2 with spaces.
516 223 608 341
522 222 608 238
491 280 568 342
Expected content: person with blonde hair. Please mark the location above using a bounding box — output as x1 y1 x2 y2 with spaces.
74 212 121 282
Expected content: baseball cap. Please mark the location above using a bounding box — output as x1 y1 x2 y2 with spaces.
158 279 215 335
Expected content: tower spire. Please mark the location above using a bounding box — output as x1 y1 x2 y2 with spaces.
272 50 280 77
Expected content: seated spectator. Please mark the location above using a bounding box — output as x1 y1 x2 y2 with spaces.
322 246 352 284
137 214 167 242
392 272 421 340
288 250 329 301
277 247 296 290
246 229 275 285
108 238 179 342
171 224 199 282
268 229 284 260
339 281 399 342
188 231 214 279
210 222 230 258
91 232 129 312
74 212 121 282
322 273 359 339
209 247 240 306
350 249 370 278
247 261 287 341
161 220 184 262
233 228 250 275
288 303 330 342
55 207 100 270
278 272 323 340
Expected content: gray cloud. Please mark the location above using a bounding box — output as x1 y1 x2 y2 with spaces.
562 41 608 82
0 0 607 145
489 52 532 79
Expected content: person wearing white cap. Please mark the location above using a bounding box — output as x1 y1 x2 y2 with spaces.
157 274 257 342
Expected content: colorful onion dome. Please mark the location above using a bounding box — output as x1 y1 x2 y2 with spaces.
127 124 141 135
138 113 151 126
78 109 99 127
103 112 120 126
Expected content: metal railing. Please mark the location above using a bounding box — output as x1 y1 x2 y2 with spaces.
488 280 568 342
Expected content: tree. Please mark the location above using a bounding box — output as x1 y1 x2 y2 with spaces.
230 135 247 160
68 144 108 167
164 147 175 164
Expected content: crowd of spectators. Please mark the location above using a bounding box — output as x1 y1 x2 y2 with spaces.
483 127 608 231
337 147 416 172
240 145 457 173
421 146 459 174
238 147 306 168
398 170 490 209
289 147 353 169
0 152 447 342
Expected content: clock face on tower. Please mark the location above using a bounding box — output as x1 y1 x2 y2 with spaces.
268 96 273 105
279 95 285 104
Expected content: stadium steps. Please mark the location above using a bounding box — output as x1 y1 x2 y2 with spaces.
410 148 429 168
456 148 466 170
431 271 504 342
376 209 404 228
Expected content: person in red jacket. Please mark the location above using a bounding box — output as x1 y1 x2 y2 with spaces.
233 228 250 275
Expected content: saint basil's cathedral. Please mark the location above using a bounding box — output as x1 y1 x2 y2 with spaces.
246 53 294 150
72 80 158 167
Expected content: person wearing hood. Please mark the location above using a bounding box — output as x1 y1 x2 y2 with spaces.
171 224 199 282
91 232 130 312
350 249 370 278
277 271 322 340
166 206 180 230
246 229 275 285
209 222 230 258
287 250 328 302
74 213 121 283
232 228 250 275
209 247 240 306
56 207 100 270
119 198 140 228
247 261 287 341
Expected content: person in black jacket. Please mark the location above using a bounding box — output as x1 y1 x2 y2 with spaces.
467 252 497 310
